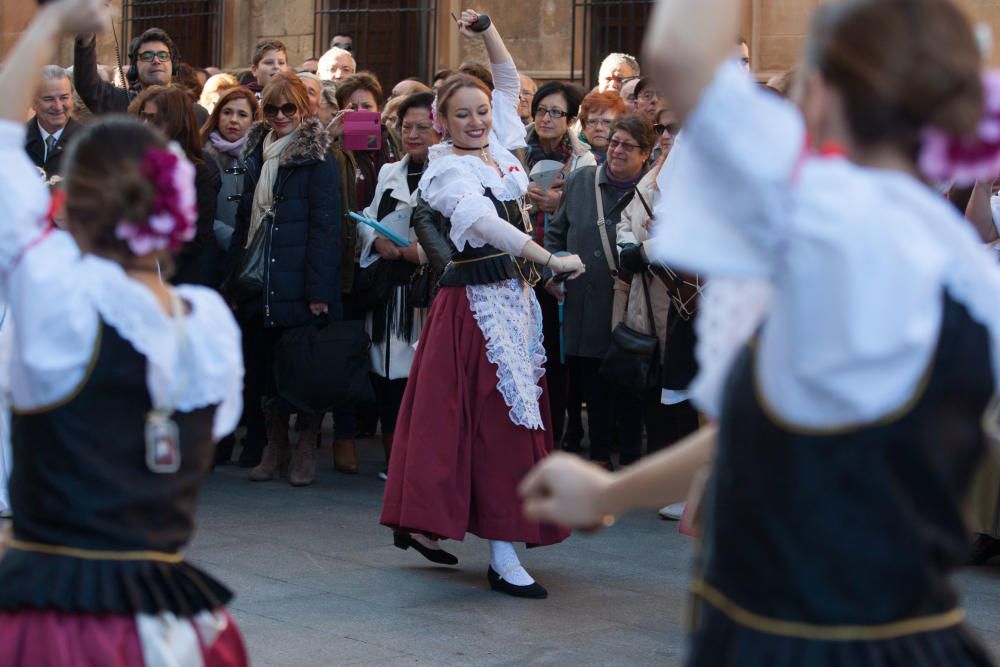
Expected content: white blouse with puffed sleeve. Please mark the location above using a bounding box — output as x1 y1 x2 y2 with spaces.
0 119 243 441
648 61 1000 428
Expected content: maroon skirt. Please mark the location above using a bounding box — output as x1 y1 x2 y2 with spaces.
380 285 570 547
0 608 247 667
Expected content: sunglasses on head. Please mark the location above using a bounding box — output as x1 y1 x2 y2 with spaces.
654 122 680 135
263 102 299 118
137 50 171 63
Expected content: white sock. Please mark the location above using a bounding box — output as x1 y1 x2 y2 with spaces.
489 540 534 586
412 534 442 551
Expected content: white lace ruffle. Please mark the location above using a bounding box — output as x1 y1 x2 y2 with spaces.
80 256 244 440
466 279 546 430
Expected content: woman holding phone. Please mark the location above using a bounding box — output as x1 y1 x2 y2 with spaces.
380 9 585 599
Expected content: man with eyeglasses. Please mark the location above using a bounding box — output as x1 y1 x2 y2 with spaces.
72 26 207 123
597 53 640 93
620 76 640 114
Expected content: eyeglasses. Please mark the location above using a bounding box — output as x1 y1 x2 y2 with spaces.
535 106 568 120
263 102 299 118
653 123 680 135
138 50 171 63
585 117 614 128
638 91 659 102
519 89 536 99
608 138 642 153
401 122 435 133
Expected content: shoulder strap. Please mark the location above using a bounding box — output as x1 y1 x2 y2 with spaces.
594 169 618 276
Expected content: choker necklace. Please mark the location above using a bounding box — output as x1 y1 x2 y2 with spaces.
452 142 490 163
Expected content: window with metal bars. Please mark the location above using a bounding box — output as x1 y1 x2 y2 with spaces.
314 0 438 90
122 0 223 69
571 0 654 89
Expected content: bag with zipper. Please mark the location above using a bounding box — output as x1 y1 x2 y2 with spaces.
600 272 661 390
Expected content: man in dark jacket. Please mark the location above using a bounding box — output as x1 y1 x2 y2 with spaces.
24 65 81 179
73 27 207 124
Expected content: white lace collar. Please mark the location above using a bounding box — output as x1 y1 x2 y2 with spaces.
78 255 242 415
425 140 529 201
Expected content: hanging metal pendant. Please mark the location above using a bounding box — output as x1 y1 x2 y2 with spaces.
145 410 181 474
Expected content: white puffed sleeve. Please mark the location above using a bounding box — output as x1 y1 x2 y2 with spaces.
489 59 527 152
0 120 100 410
420 156 530 253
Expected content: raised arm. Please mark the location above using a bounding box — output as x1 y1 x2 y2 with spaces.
456 9 512 66
641 0 743 121
0 1 105 124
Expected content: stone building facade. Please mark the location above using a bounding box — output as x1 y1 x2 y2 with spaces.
4 1 1000 86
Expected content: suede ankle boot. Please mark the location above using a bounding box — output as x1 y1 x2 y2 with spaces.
250 401 290 482
289 415 320 486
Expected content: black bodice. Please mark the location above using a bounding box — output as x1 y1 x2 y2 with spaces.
687 293 996 666
0 322 231 616
437 189 530 287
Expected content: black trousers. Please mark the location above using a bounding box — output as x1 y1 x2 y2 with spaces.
642 391 700 454
370 373 408 436
569 355 643 466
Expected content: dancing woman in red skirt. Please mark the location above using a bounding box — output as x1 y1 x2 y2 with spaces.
380 9 586 599
0 2 247 664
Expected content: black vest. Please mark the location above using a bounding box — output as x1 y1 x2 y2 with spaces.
699 293 993 628
0 322 231 616
437 189 531 287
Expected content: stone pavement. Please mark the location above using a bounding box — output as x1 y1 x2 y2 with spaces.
186 437 1000 666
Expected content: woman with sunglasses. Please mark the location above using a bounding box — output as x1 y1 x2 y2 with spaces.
225 71 341 486
544 114 655 470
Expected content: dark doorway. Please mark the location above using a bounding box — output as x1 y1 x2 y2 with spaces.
122 0 223 68
314 0 438 88
571 0 654 89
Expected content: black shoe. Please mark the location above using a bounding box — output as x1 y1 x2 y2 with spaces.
393 531 458 565
487 566 548 599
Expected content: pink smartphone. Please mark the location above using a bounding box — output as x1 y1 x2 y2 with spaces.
343 110 382 152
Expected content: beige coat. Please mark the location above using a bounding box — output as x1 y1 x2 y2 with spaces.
616 167 671 348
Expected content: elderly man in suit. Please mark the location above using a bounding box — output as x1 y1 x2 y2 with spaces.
24 65 81 179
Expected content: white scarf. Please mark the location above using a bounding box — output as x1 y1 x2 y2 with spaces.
246 129 296 247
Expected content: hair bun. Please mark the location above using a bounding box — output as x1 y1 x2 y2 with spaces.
116 170 156 226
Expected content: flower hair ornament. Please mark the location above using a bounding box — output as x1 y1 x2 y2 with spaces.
115 143 197 256
919 70 1000 186
430 95 447 137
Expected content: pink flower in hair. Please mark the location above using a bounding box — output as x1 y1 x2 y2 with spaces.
919 70 1000 186
115 143 198 256
430 97 446 137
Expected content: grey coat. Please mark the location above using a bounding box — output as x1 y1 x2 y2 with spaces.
545 165 637 359
203 142 246 251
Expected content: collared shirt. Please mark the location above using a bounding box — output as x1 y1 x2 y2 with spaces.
37 120 65 161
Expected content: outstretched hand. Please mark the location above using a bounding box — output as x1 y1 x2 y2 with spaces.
519 452 616 530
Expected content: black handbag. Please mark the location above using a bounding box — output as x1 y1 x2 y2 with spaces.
273 317 375 414
599 273 661 390
224 213 271 298
407 263 437 308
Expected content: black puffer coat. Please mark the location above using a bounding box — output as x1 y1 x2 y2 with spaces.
227 118 342 327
